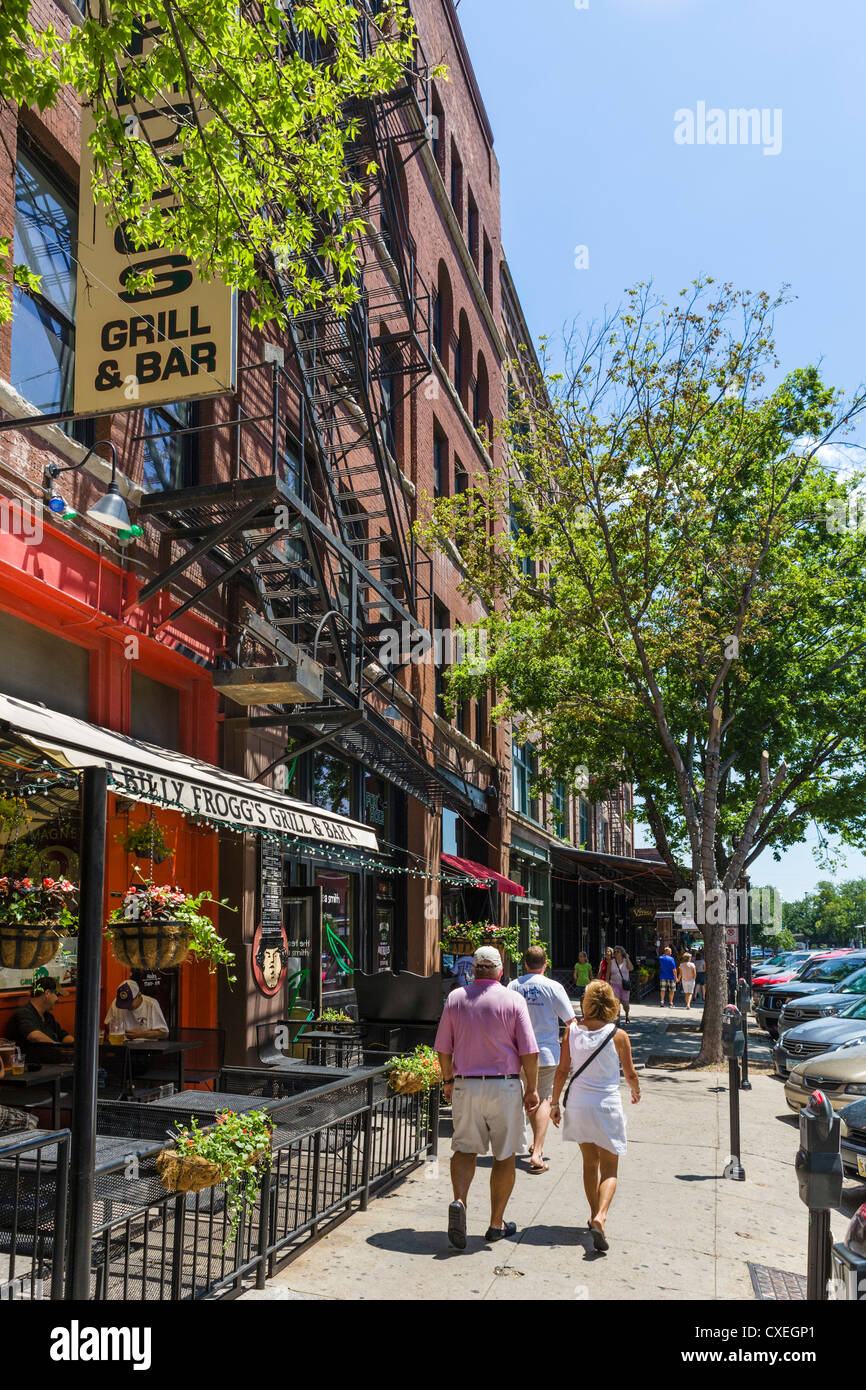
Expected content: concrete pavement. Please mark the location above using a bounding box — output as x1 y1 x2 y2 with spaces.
242 1000 866 1301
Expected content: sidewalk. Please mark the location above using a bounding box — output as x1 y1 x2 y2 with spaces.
242 1000 865 1301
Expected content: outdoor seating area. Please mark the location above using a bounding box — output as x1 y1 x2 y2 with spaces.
0 1061 439 1300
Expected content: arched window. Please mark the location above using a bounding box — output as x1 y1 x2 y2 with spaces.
456 310 472 409
434 261 453 370
474 353 489 433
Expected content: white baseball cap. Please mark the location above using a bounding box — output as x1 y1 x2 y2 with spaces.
473 945 502 969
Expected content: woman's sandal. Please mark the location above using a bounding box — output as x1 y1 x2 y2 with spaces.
590 1220 609 1252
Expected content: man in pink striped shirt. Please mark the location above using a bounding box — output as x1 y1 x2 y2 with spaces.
435 946 539 1249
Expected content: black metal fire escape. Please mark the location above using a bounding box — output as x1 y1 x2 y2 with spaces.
125 2 443 807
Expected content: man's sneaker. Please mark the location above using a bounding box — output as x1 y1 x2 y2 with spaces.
484 1221 517 1242
447 1199 467 1249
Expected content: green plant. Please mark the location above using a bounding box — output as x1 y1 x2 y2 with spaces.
0 875 78 931
317 1008 352 1023
107 881 237 982
171 1109 273 1248
386 1044 442 1091
119 820 169 861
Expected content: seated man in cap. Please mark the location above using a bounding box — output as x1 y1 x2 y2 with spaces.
435 945 539 1249
7 977 74 1058
104 980 169 1040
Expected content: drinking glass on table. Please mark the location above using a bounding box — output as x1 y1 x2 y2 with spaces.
10 1046 25 1075
108 1031 125 1046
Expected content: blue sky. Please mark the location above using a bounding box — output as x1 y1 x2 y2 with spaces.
456 0 866 901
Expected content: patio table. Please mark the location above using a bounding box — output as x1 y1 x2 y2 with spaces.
0 1063 75 1130
99 1038 202 1097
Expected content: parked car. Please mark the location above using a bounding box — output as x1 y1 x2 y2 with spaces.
773 994 866 1077
751 951 826 1001
755 952 866 1039
784 1041 866 1113
838 1096 866 1183
777 966 866 1040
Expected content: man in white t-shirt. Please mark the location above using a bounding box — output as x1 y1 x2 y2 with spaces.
508 946 575 1172
104 980 169 1039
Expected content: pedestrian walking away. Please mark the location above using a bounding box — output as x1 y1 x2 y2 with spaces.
573 952 592 1013
658 946 677 1007
610 945 634 1024
693 950 706 1003
509 945 575 1172
678 952 697 1009
435 945 540 1249
550 980 641 1251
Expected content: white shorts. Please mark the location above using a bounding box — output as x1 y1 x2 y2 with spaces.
451 1077 525 1160
682 979 695 995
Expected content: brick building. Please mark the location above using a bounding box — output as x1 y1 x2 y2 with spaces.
0 1 644 1057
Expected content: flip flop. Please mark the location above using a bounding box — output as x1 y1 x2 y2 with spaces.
590 1221 609 1252
447 1199 467 1250
529 1159 549 1173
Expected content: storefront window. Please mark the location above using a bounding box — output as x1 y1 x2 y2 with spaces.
312 752 354 817
317 869 356 993
364 773 390 841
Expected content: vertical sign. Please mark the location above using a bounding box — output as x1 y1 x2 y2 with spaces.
74 16 236 415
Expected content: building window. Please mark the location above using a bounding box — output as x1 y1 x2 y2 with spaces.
433 421 447 497
141 400 200 492
454 461 468 495
11 149 76 417
579 798 589 849
312 752 354 817
475 695 486 748
467 190 479 266
431 89 445 174
599 818 607 853
450 141 463 225
552 783 567 840
512 739 538 822
432 290 443 358
434 601 449 718
483 233 493 302
453 332 463 400
442 807 459 857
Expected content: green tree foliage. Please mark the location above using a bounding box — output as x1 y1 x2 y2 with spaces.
783 878 866 947
1 0 443 326
419 280 866 1062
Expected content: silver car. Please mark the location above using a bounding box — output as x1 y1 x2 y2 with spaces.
774 996 866 1078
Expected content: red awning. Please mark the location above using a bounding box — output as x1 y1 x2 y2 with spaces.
441 853 525 897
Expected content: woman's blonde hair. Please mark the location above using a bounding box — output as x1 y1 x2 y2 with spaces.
582 979 619 1024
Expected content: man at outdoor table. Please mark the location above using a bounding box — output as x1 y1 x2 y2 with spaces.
435 945 539 1250
7 977 74 1054
104 979 169 1039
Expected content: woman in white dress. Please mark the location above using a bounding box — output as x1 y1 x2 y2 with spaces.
550 979 641 1250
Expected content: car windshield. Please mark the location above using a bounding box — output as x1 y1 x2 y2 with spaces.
759 954 795 970
840 996 866 1019
839 968 866 996
802 958 865 984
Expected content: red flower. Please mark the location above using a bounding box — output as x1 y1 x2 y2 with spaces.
42 877 56 888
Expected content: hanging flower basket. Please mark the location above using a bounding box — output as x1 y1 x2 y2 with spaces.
109 919 190 971
0 923 61 970
156 1148 224 1194
314 1011 356 1033
388 1071 428 1095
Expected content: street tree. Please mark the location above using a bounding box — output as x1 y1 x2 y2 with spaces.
1 0 441 326
419 280 866 1063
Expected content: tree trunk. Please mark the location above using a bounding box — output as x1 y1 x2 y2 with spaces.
697 921 725 1065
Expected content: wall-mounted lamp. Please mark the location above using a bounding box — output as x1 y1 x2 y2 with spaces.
45 442 132 532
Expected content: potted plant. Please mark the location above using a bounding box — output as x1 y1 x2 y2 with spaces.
387 1043 442 1095
314 1007 355 1033
156 1109 273 1247
107 882 237 981
0 875 78 970
439 920 481 956
118 819 170 865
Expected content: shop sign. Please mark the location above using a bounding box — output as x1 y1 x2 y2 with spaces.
109 763 377 849
252 920 289 997
73 18 235 415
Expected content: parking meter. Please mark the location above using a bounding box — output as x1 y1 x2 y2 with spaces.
795 1090 843 1210
722 1005 745 1058
832 1204 866 1300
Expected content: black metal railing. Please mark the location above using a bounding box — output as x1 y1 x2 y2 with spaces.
0 1128 69 1301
